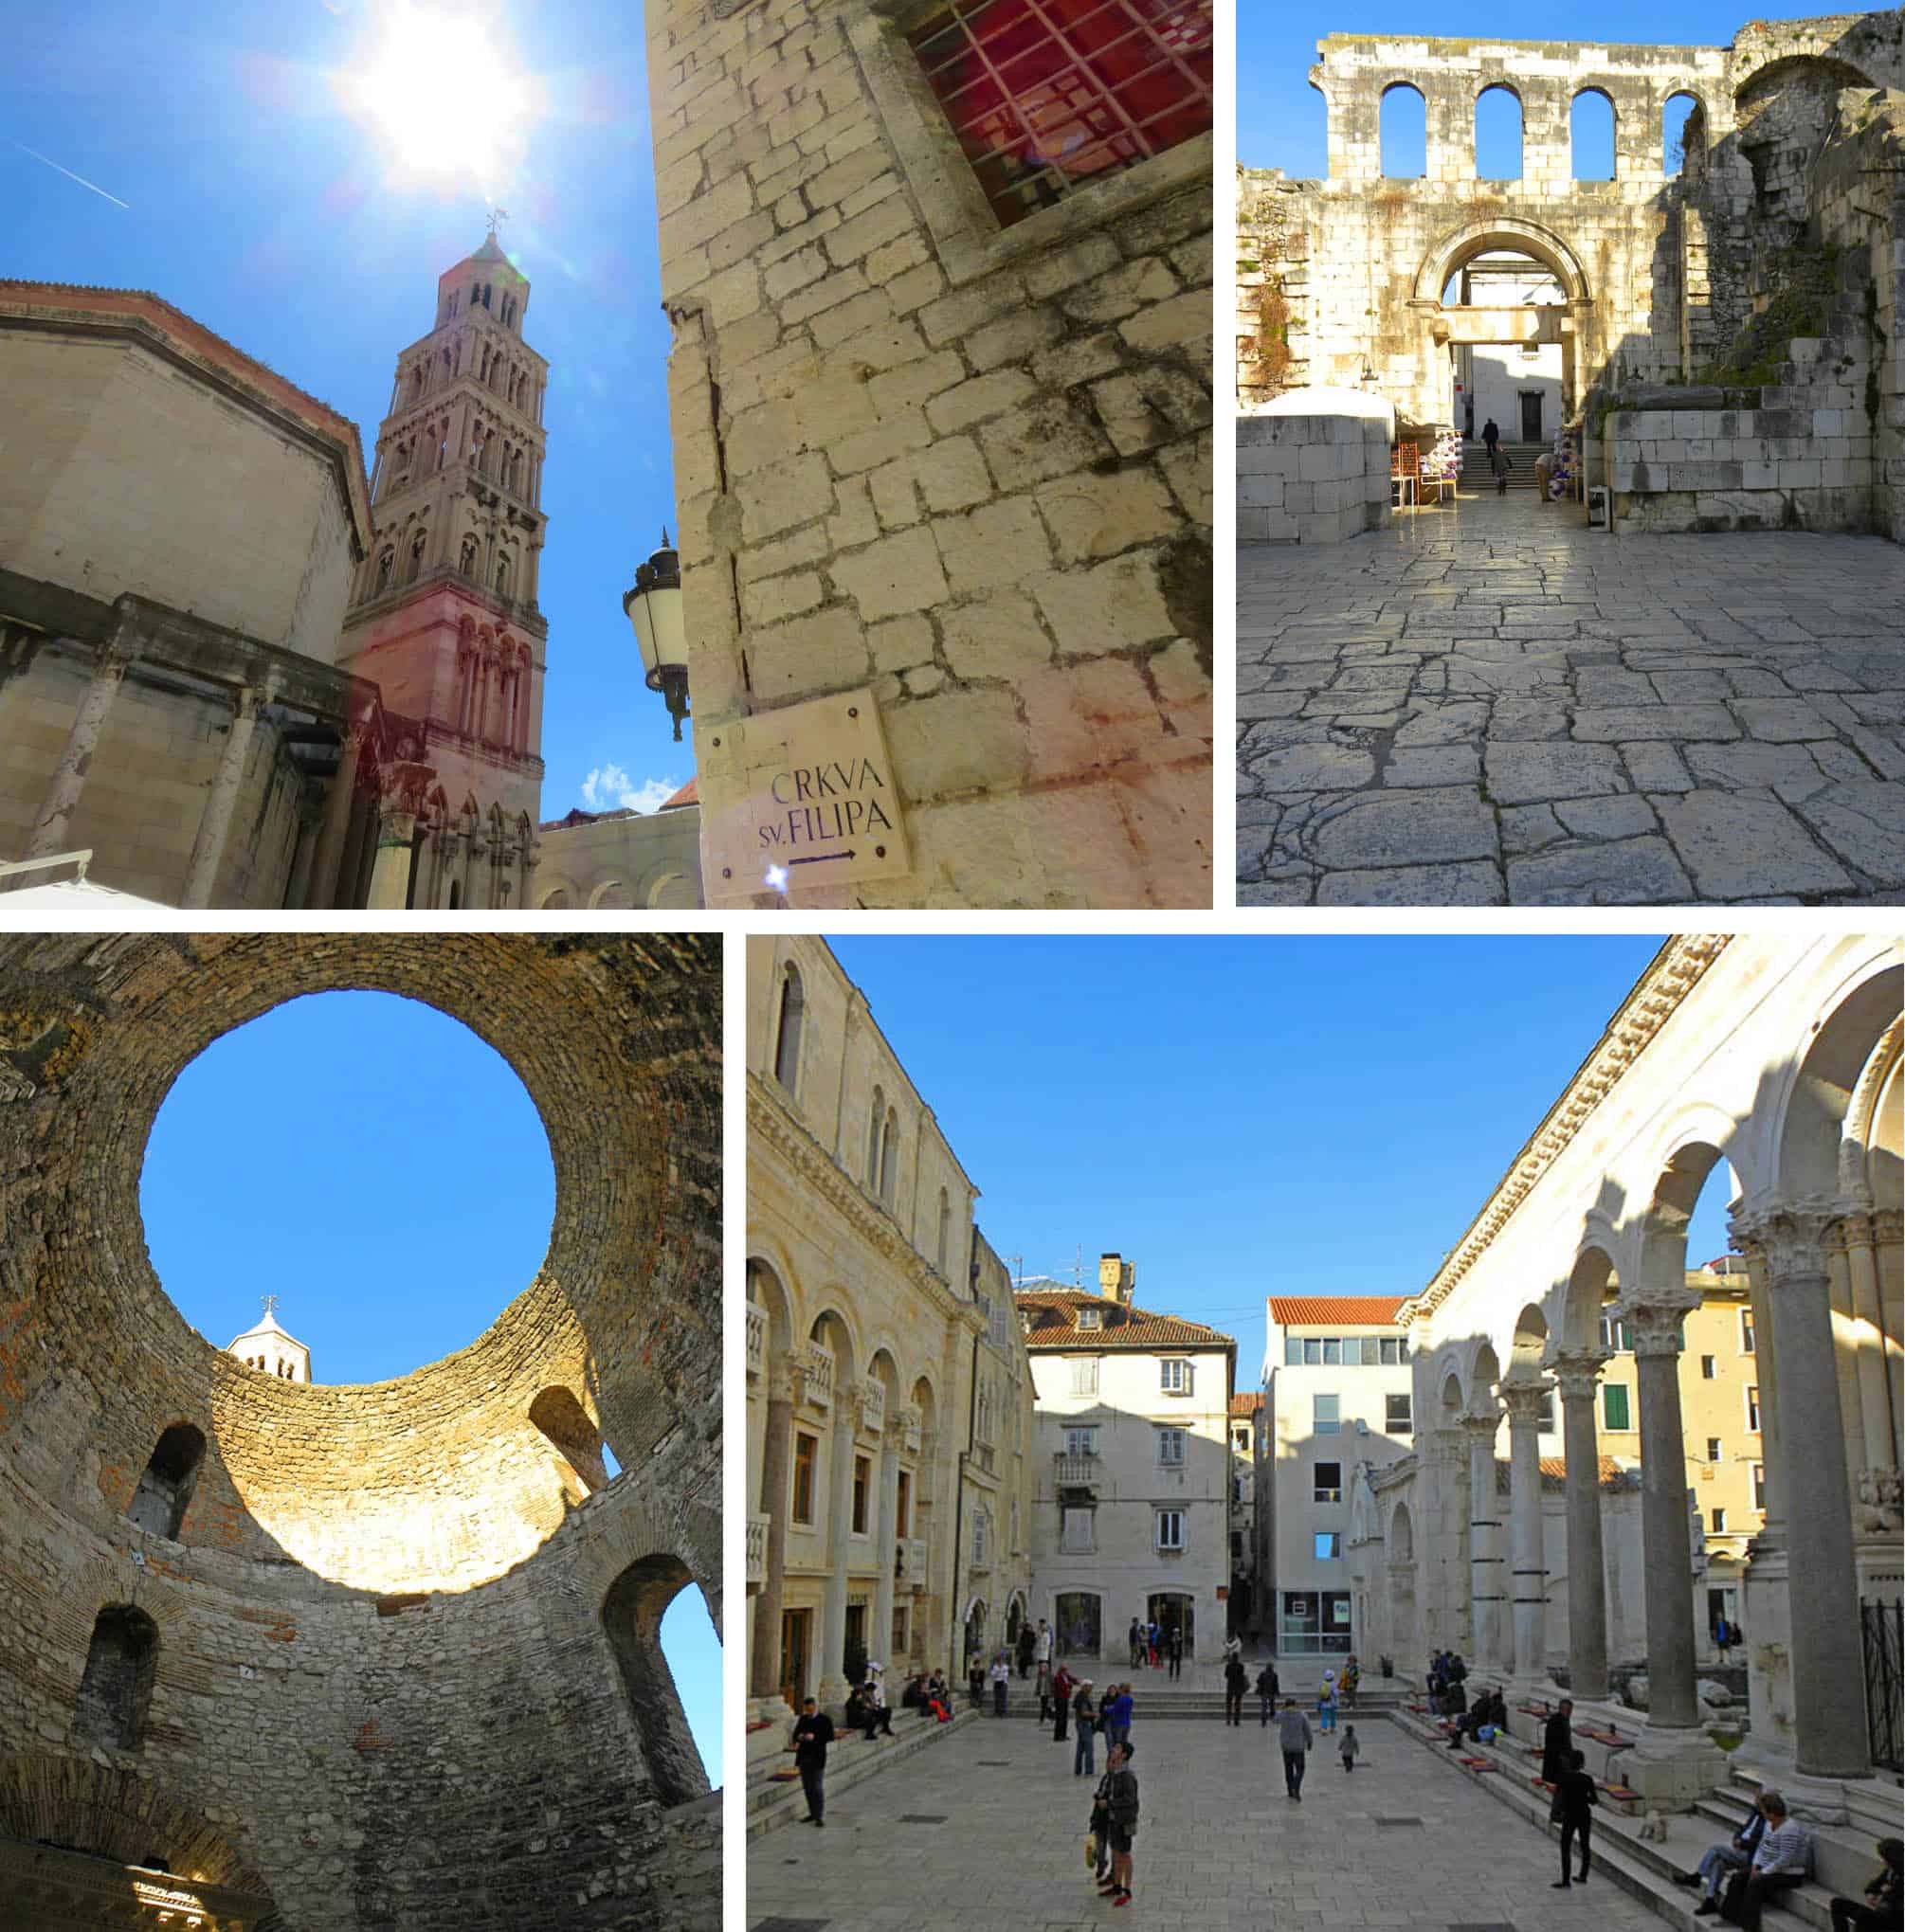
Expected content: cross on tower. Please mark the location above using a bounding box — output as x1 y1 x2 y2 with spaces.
261 1293 280 1316
486 206 508 241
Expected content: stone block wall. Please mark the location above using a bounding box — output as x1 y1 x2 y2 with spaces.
1238 415 1390 542
646 0 1214 908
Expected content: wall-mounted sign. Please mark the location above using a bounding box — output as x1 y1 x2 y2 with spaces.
702 688 912 900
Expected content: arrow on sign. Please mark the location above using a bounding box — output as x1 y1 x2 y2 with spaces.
789 850 854 866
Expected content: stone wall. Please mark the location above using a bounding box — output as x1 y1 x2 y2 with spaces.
0 935 722 1931
1237 415 1390 543
646 0 1214 908
537 801 704 909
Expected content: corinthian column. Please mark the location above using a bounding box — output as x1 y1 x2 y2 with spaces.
1619 1282 1702 1731
818 1391 857 1709
750 1369 793 1706
307 720 365 909
1461 1407 1505 1675
1838 1210 1898 1476
24 616 139 862
1550 1348 1611 1700
1736 1203 1871 1779
182 685 263 907
1500 1374 1551 1683
873 1416 901 1675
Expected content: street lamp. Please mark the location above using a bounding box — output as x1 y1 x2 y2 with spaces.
623 529 689 740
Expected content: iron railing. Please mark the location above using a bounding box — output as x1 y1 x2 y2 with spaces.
1861 1597 1901 1773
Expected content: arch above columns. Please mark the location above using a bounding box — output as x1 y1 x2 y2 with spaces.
1413 217 1593 306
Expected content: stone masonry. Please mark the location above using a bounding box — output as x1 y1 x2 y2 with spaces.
1237 414 1390 543
0 935 721 1931
645 0 1215 908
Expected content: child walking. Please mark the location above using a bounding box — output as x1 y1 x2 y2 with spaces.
1340 1724 1360 1774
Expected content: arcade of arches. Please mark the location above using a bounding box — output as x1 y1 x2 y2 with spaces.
1342 932 1899 1808
0 935 721 1931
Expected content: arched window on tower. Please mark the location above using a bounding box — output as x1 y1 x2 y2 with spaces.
773 965 805 1094
866 1086 885 1187
495 553 512 598
879 1110 899 1208
126 1423 206 1541
936 1188 951 1274
375 550 393 594
407 530 427 585
529 1386 610 1503
410 366 424 399
460 533 480 579
470 280 481 309
482 282 492 309
602 1558 710 1808
72 1605 158 1752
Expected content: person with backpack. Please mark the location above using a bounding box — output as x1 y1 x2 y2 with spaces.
1098 1741 1139 1907
1317 1670 1337 1734
1549 1748 1599 1887
1256 1661 1280 1726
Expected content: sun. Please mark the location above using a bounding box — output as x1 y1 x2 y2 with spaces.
340 2 535 185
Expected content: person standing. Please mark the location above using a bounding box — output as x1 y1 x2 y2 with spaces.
1098 1741 1139 1907
1491 442 1514 496
1482 416 1499 458
1224 1651 1247 1726
1129 1617 1143 1669
1339 1724 1360 1774
1052 1661 1075 1742
1256 1661 1279 1726
1541 1699 1574 1783
1550 1748 1599 1887
1169 1623 1185 1680
989 1651 1010 1717
1277 1698 1313 1800
1035 1617 1054 1693
1829 1837 1902 1932
1147 1620 1160 1669
1106 1683 1134 1752
1341 1655 1360 1709
1317 1670 1337 1734
1073 1681 1098 1777
791 1695 834 1828
1016 1620 1036 1680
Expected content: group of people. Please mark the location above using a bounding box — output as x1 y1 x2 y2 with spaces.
1270 1697 1360 1797
1678 1797 1900 1932
898 1668 953 1724
1124 1616 1185 1673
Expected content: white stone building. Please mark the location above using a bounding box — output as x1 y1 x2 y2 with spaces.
1019 1257 1236 1661
1447 253 1566 442
226 1301 312 1383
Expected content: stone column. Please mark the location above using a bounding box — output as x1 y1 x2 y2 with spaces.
181 685 262 907
281 803 322 911
1840 1211 1898 1475
307 723 364 909
365 804 416 910
1739 1244 1785 1548
1501 1376 1551 1682
818 1397 857 1707
873 1417 901 1671
1620 1283 1703 1731
750 1371 793 1704
1427 1425 1473 1653
1551 1349 1611 1701
1737 1204 1872 1779
23 619 138 862
1824 1220 1870 1489
1461 1407 1505 1675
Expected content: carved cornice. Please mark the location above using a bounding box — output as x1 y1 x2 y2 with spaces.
1399 935 1731 1322
749 1073 982 1330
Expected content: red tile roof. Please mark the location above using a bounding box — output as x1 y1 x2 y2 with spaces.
1015 1290 1234 1352
661 776 698 808
1229 1392 1264 1417
1267 1296 1407 1326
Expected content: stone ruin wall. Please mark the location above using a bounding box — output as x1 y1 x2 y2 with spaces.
646 0 1214 910
0 935 722 1932
1238 12 1905 441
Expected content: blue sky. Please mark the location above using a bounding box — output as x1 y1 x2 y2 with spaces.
139 989 720 1783
4 0 688 822
1240 0 1733 179
828 935 1738 1377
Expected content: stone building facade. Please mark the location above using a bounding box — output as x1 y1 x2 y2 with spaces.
535 785 704 908
1238 11 1905 537
644 0 1216 909
745 934 1035 1719
1018 1256 1236 1660
1329 932 1899 1809
0 935 722 1930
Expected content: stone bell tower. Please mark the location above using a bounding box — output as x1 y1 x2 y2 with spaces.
338 220 550 909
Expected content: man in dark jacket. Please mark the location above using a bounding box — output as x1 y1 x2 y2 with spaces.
1098 1741 1138 1907
792 1696 834 1827
1541 1698 1574 1782
1550 1749 1599 1887
1224 1652 1248 1726
1256 1663 1279 1726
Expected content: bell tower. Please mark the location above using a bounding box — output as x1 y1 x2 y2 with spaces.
339 219 549 909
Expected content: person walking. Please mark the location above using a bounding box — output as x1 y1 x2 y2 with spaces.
791 1695 834 1828
1317 1670 1337 1734
1341 1656 1360 1709
1224 1652 1247 1726
1276 1698 1313 1800
1339 1724 1360 1774
1541 1698 1574 1783
1169 1622 1185 1680
1550 1748 1599 1888
1829 1837 1902 1932
1088 1763 1115 1887
1256 1662 1279 1726
989 1651 1010 1717
1482 416 1499 458
1052 1662 1075 1742
1098 1741 1139 1907
1106 1683 1134 1752
1072 1680 1098 1776
1491 441 1515 496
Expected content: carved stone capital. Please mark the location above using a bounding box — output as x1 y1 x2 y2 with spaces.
1459 1408 1501 1443
1498 1373 1552 1423
1546 1347 1609 1403
1611 1284 1701 1357
1731 1199 1843 1281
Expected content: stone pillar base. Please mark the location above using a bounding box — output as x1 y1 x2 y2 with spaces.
1618 1722 1728 1811
747 1696 793 1773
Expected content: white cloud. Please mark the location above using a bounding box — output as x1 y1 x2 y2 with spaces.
581 762 680 814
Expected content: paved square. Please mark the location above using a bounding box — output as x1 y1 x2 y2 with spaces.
747 1708 1672 1931
1237 493 1905 905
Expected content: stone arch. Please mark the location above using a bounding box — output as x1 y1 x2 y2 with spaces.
1380 80 1427 179
1771 956 1904 1201
1471 1339 1502 1400
747 1251 799 1361
1414 218 1591 306
1561 1243 1621 1352
1509 1307 1548 1375
125 1421 206 1541
644 868 697 910
1569 85 1617 179
771 956 806 1096
808 1304 859 1389
73 1605 158 1752
1661 87 1706 177
1842 1018 1902 1209
587 876 633 910
1636 1135 1733 1291
529 1385 609 1499
1390 1499 1415 1562
1437 1363 1466 1417
1475 81 1524 180
601 1555 711 1808
535 878 576 909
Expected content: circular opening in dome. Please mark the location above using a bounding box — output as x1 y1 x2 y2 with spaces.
139 990 555 1381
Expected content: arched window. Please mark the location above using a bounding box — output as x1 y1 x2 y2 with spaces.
494 553 511 597
773 965 805 1094
936 1188 950 1274
460 533 480 578
73 1605 158 1752
879 1110 898 1207
1571 88 1616 180
410 367 424 399
375 550 393 593
529 1386 609 1501
470 280 481 308
407 531 427 585
482 282 492 309
866 1086 884 1185
1476 84 1522 179
1380 82 1426 179
602 1558 710 1807
1663 91 1701 176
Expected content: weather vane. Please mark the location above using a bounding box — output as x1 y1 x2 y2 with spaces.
486 206 508 240
261 1292 280 1316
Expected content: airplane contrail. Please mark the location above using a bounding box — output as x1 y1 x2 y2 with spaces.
12 142 129 210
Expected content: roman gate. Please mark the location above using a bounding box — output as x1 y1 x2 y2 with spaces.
1239 10 1905 428
1344 933 1900 1815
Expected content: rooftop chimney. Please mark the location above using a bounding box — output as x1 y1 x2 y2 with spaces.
1098 1253 1135 1304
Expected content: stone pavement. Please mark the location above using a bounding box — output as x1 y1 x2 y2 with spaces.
1237 490 1905 905
747 1704 1671 1932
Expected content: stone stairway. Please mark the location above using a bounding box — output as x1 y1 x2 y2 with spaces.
1387 1699 1901 1931
745 1706 980 1839
1460 441 1546 491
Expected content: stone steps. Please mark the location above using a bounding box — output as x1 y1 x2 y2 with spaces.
745 1707 980 1839
1460 442 1548 490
